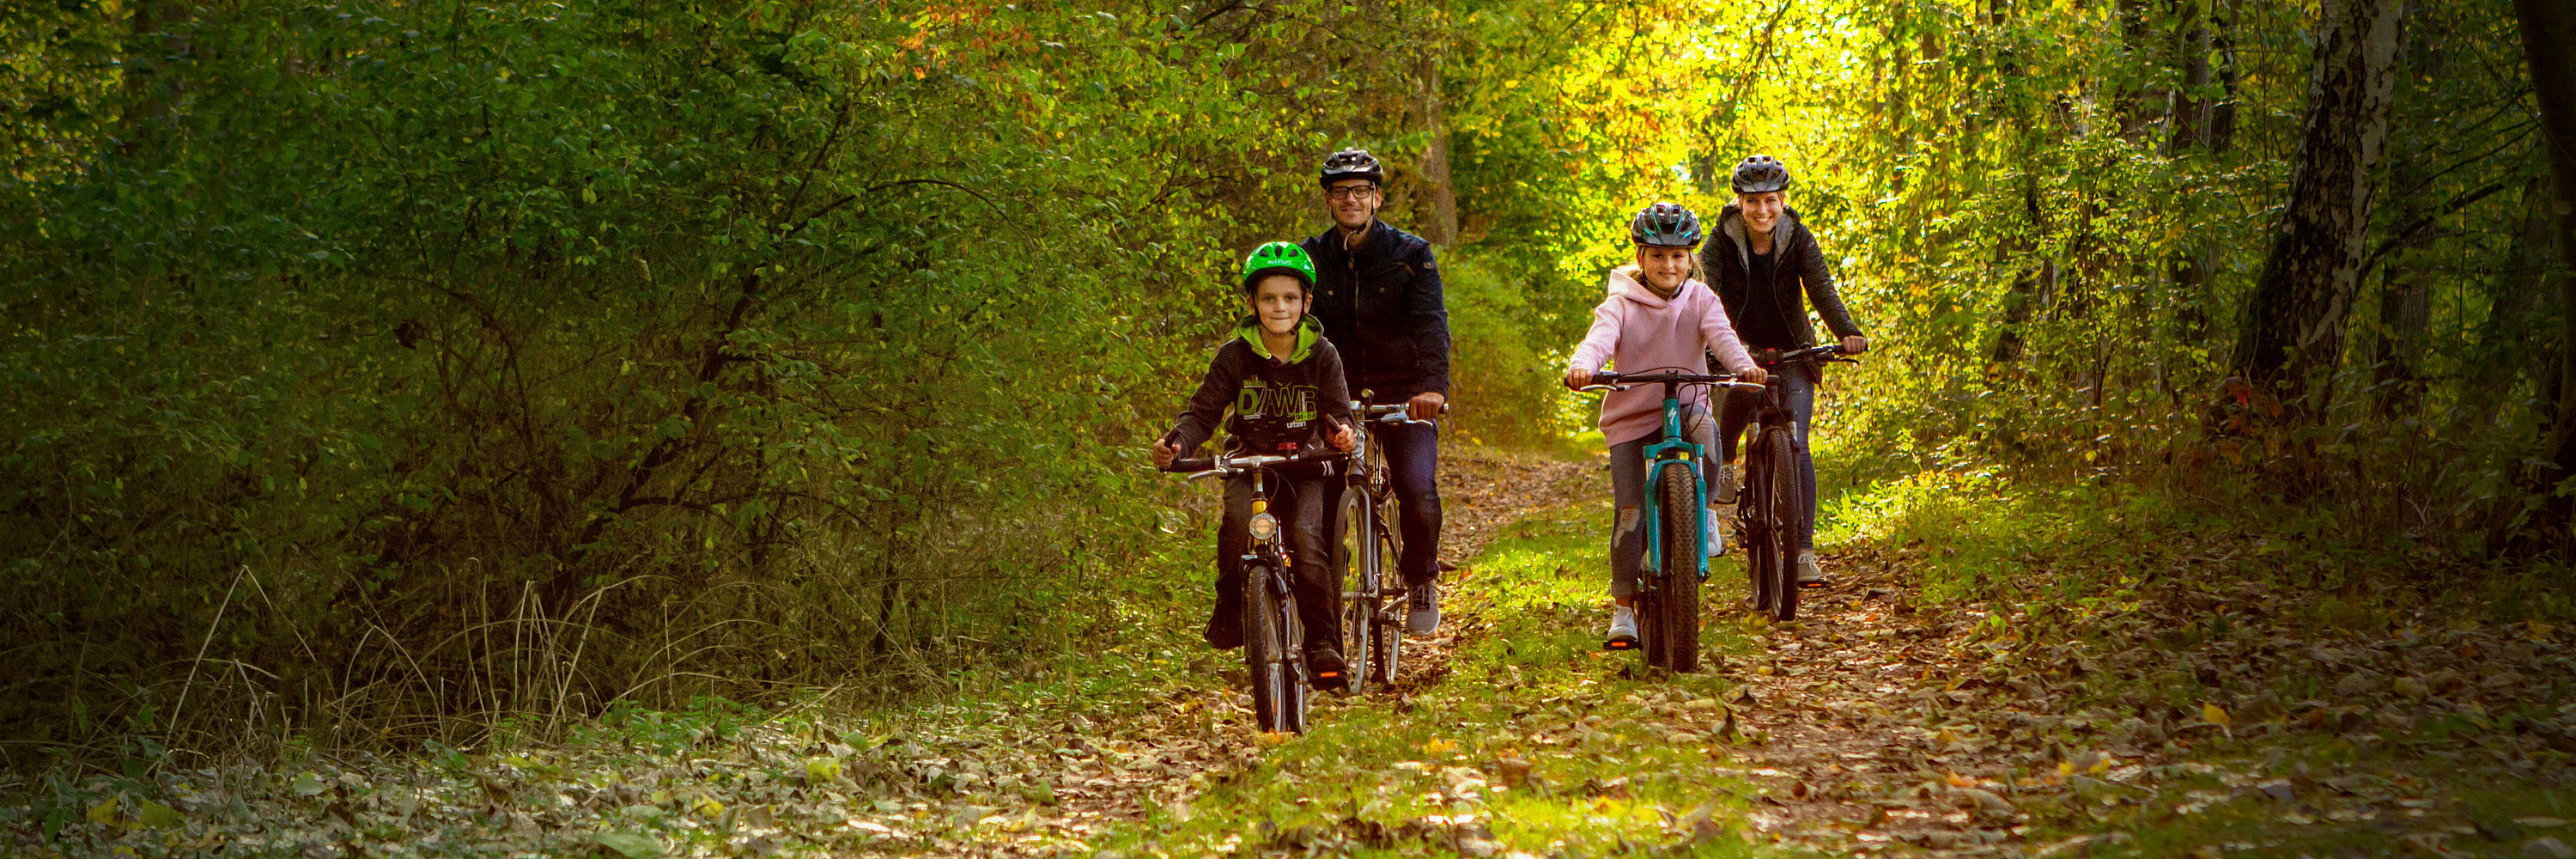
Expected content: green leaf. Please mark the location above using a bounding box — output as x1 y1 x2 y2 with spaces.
592 831 664 859
136 800 184 829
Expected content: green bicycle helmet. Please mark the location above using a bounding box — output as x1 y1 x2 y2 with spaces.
1239 241 1317 293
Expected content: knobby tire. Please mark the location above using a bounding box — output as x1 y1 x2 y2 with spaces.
1243 562 1303 734
1760 426 1801 622
1658 465 1702 673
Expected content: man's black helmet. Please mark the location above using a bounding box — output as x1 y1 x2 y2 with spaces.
1731 155 1792 193
1629 202 1704 247
1319 148 1385 187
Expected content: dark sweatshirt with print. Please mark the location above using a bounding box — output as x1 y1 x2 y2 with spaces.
1164 315 1353 457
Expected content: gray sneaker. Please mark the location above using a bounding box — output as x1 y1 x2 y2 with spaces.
1795 551 1827 588
1712 464 1739 505
1406 583 1440 635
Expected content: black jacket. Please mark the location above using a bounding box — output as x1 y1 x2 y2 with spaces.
1703 204 1864 350
1165 315 1354 457
1302 220 1451 399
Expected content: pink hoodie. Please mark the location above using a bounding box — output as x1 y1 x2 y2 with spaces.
1567 266 1758 447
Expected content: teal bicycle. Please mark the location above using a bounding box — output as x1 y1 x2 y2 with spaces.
1582 368 1763 673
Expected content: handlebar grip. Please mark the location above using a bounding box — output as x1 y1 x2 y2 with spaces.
1165 457 1213 472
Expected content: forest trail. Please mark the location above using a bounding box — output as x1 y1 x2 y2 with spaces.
15 448 2576 858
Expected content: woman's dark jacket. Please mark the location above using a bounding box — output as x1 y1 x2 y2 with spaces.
1701 204 1864 350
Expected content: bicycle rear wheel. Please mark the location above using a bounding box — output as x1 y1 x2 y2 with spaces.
1759 426 1801 622
1374 516 1404 685
1656 464 1702 673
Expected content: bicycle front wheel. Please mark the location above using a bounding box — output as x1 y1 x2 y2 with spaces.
1338 491 1377 691
1759 425 1801 622
1657 464 1702 673
1242 561 1301 734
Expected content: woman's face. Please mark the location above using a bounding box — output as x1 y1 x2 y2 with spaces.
1635 245 1695 293
1738 190 1786 235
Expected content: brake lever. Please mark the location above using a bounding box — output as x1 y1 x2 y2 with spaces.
1185 469 1226 481
1576 384 1628 393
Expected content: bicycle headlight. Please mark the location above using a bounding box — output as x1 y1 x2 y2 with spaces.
1249 512 1280 542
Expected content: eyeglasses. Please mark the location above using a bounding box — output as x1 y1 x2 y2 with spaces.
1325 185 1380 201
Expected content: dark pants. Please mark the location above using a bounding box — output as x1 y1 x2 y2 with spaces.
1718 360 1819 550
1607 407 1716 600
1214 473 1340 651
1323 418 1443 587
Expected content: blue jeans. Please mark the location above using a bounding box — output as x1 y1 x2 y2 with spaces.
1718 360 1818 551
1323 418 1443 587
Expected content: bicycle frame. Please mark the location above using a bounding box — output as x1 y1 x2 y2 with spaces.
1637 384 1710 585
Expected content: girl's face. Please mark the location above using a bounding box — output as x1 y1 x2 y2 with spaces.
1248 275 1309 337
1635 245 1695 293
1737 190 1786 235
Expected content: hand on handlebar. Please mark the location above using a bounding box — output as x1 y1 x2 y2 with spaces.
1564 365 1596 391
1841 335 1869 356
1327 422 1357 452
1738 364 1771 386
1151 437 1180 469
1406 392 1446 422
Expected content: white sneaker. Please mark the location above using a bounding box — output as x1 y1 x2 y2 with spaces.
1606 606 1638 645
1703 506 1724 557
1796 551 1827 588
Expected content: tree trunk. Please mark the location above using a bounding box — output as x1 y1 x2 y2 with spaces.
1416 55 1459 246
2512 0 2576 544
2227 0 2404 423
2166 3 2238 348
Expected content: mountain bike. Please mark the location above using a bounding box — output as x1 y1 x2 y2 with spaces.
1736 344 1859 622
1581 369 1763 673
1165 449 1346 734
1336 399 1443 693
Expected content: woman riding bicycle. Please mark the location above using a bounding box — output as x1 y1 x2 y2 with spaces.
1704 155 1869 588
1562 203 1768 647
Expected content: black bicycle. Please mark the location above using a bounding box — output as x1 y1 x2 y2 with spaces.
1336 399 1441 693
1165 449 1345 734
1736 344 1858 622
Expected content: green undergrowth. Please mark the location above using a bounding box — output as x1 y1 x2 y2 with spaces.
1096 500 1789 858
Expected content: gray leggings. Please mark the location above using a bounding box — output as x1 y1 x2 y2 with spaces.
1608 408 1716 600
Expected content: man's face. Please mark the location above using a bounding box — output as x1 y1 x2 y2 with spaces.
1738 190 1786 235
1325 179 1381 230
1636 245 1695 292
1249 276 1309 337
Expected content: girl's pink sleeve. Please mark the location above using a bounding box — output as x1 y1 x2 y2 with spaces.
1568 297 1623 373
1696 286 1756 374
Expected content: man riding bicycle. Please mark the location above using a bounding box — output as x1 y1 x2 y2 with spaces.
1704 155 1869 588
1302 148 1452 635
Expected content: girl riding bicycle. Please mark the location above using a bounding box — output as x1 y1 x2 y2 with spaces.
1562 203 1769 647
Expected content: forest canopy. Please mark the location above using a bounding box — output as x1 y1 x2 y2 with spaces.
3 0 2568 764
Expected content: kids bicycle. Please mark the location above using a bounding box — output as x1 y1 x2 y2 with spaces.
1580 369 1763 673
1164 449 1346 734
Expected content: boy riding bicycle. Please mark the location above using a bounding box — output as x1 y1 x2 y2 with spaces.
1563 203 1769 647
1152 242 1359 687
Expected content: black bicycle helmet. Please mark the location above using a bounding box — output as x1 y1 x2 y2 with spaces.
1731 155 1792 193
1629 202 1704 247
1319 148 1385 187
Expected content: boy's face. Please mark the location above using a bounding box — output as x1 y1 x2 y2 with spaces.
1248 276 1309 338
1635 244 1695 292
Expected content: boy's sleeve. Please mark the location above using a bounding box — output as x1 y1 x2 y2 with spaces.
1567 295 1622 375
1799 228 1865 340
1698 288 1757 375
1167 344 1241 454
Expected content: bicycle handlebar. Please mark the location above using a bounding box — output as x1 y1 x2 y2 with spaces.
1583 369 1766 393
1756 344 1862 367
1161 448 1348 479
1351 401 1448 424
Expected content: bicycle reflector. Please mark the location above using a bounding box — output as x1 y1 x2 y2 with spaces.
1249 513 1280 541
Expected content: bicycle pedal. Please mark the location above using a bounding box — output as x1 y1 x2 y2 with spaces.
1603 638 1638 650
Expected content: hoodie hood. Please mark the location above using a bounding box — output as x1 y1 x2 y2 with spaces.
1606 265 1698 308
1236 314 1323 363
1717 203 1804 272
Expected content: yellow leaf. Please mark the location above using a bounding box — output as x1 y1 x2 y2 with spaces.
1935 728 1959 746
87 795 119 827
2057 760 2075 777
2534 620 2558 640
690 795 725 817
2089 758 2113 774
136 801 183 829
803 758 842 783
1419 738 1458 754
2202 702 2231 728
